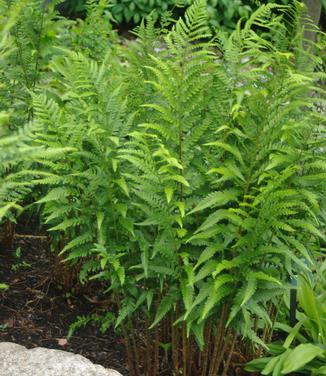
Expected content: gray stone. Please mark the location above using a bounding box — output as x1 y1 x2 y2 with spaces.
0 342 122 376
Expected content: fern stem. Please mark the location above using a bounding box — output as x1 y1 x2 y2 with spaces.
182 321 187 376
153 323 160 375
221 333 237 376
267 296 283 343
171 309 180 375
208 304 228 376
200 320 212 376
145 316 152 376
129 318 142 376
122 324 136 376
187 332 192 376
114 294 137 376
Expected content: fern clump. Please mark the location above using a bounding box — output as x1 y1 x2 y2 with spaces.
0 0 69 130
3 0 325 375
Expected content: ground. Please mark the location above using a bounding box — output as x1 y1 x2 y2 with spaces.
0 230 127 375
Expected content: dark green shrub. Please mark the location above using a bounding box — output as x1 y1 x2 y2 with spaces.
110 0 177 24
60 0 291 30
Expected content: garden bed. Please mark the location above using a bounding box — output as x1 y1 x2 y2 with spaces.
0 227 255 376
0 233 127 375
0 1 325 375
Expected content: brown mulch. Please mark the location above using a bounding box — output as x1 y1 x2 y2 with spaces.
0 234 128 375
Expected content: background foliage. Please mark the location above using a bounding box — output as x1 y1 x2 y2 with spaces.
59 0 291 29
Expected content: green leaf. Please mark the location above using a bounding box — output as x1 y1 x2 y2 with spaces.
120 217 134 235
194 243 223 270
245 357 271 372
176 201 185 217
191 321 205 350
240 278 257 307
185 281 212 319
297 276 323 332
313 366 326 375
164 186 174 203
150 292 177 329
0 112 9 126
205 141 244 165
194 260 218 283
189 189 239 214
283 319 307 349
96 211 104 230
109 136 119 146
200 287 219 320
195 209 242 233
262 355 282 375
281 344 324 374
252 271 282 286
180 278 193 311
36 187 69 204
177 228 187 238
111 159 118 172
115 178 129 197
146 290 154 311
163 175 190 187
0 203 14 221
141 247 149 278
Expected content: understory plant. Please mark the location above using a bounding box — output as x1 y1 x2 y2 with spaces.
0 0 69 130
0 0 325 375
0 0 72 247
0 0 36 239
246 267 326 375
0 0 115 246
24 1 326 375
60 0 291 31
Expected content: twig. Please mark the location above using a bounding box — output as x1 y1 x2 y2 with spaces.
221 333 237 376
14 234 48 240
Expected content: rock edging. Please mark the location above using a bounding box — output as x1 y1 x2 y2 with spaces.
0 342 122 376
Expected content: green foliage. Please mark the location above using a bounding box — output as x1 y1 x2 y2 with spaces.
198 0 289 29
60 0 290 31
246 270 326 375
0 0 35 220
0 0 111 223
67 0 117 61
110 0 178 25
0 0 325 374
0 0 69 130
24 0 325 373
30 48 131 286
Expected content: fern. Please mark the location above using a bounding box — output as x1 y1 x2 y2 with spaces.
3 1 324 375
117 0 325 350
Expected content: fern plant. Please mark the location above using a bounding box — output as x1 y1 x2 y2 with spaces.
0 0 35 225
30 48 132 289
27 1 326 375
0 0 71 246
0 0 69 129
117 1 325 374
0 0 66 245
